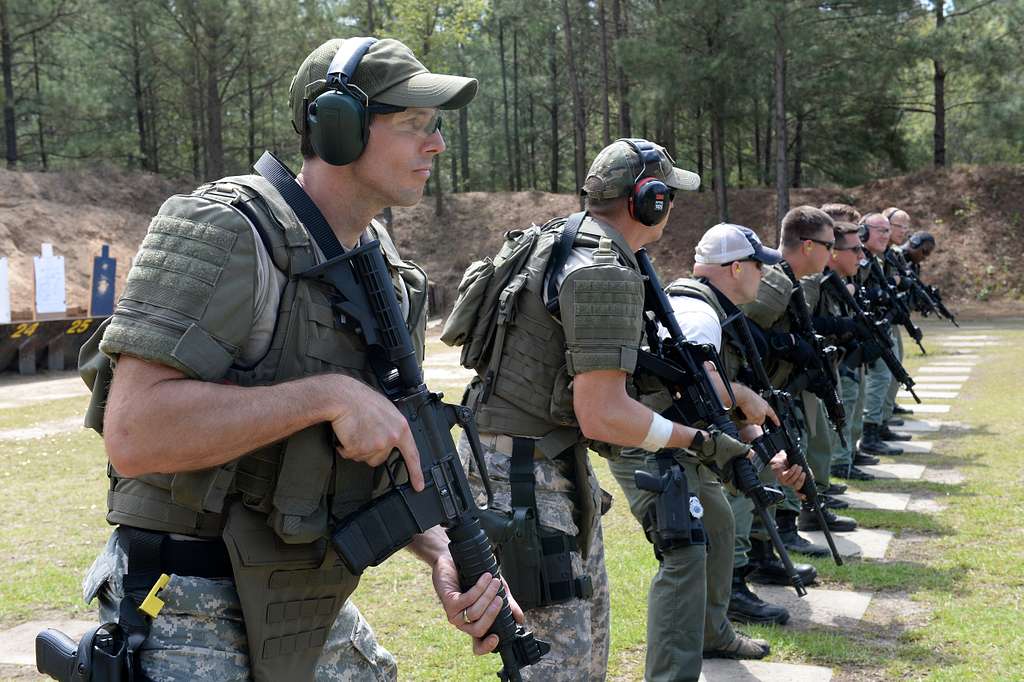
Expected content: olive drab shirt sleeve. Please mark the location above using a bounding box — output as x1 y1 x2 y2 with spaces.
99 194 259 381
557 261 645 376
739 263 793 330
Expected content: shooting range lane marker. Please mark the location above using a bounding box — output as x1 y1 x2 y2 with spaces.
937 341 1002 347
922 467 965 485
801 528 893 560
917 366 973 374
699 660 833 681
835 490 911 511
899 383 962 391
0 375 90 409
0 415 85 441
934 335 995 341
859 463 926 480
892 419 970 433
905 404 951 414
0 620 96 666
898 390 959 400
883 440 934 454
752 586 873 627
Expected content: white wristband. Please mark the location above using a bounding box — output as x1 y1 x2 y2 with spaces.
640 413 674 452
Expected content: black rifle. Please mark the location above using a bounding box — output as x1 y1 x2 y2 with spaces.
633 249 807 597
725 310 843 566
866 256 927 354
778 262 848 448
821 271 921 403
884 252 959 327
255 153 547 682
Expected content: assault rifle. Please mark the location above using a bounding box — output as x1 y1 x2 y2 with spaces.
725 310 843 566
256 153 548 682
633 250 807 597
883 252 959 327
821 271 921 403
865 256 927 354
779 262 847 448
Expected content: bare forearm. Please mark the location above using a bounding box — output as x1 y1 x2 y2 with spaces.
105 359 351 475
407 526 451 567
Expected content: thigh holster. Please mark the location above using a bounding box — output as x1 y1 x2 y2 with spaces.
478 438 593 611
635 454 707 561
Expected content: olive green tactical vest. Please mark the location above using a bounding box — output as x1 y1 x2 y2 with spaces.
80 174 428 681
740 263 794 387
468 216 639 440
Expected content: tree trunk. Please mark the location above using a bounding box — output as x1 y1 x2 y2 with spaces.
710 103 728 222
763 98 772 187
561 0 586 203
598 0 611 145
753 96 762 185
933 2 946 168
695 107 704 192
130 10 150 171
31 32 46 170
459 105 470 190
204 27 224 179
498 20 514 190
549 28 560 193
191 53 202 180
528 92 537 188
246 48 256 167
772 6 789 234
487 97 497 188
512 26 521 190
366 0 375 32
1 0 17 169
736 128 744 188
792 108 803 188
612 0 630 137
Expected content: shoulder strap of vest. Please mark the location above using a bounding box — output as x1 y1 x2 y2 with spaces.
545 211 588 315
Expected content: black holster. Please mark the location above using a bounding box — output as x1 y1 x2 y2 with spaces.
478 438 593 611
634 454 706 561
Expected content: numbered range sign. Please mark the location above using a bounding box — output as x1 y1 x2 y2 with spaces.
90 244 117 317
0 257 9 324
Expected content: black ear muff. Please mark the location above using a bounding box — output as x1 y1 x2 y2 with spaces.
909 234 922 249
308 37 378 166
858 222 869 242
620 138 672 227
629 177 671 226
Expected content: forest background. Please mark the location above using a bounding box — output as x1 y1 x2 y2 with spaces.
4 0 1024 223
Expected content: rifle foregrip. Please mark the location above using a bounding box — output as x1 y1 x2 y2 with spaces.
447 518 550 680
35 629 78 681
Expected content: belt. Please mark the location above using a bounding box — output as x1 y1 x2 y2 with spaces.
119 527 234 580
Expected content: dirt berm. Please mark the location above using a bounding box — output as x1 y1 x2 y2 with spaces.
2 164 1022 320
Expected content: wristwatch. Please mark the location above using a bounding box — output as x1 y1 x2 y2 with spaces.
690 430 706 450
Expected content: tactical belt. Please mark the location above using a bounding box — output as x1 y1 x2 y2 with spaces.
485 437 592 611
118 528 234 580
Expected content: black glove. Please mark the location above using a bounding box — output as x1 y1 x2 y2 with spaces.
860 340 885 364
813 316 864 340
768 332 817 366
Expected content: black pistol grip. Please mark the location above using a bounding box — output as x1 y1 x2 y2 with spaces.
35 629 79 681
633 470 663 493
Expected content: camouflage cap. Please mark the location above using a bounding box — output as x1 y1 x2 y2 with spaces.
582 138 700 200
290 37 479 134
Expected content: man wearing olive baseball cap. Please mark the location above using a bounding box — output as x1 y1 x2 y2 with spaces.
450 137 760 681
73 35 515 682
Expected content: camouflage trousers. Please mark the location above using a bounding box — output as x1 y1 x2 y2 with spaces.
459 432 610 681
83 530 397 681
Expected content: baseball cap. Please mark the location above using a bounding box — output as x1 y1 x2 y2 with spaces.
581 138 701 200
694 223 782 265
290 38 479 134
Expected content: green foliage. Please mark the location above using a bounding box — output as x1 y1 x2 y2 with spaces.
0 0 1021 194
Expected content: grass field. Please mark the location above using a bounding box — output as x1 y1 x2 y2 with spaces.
1 319 1022 680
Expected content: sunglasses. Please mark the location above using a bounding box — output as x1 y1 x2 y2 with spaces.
721 258 763 270
806 237 835 251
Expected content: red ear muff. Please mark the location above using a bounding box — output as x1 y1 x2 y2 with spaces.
630 177 671 227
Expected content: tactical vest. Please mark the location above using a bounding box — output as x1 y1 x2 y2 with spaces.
740 263 794 387
664 278 744 382
79 173 427 681
467 216 638 439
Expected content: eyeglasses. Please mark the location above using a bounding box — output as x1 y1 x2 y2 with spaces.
833 243 863 252
806 237 835 251
721 258 763 270
373 106 444 137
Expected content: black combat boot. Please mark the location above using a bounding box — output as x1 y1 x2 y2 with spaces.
798 502 858 532
727 565 791 626
776 510 830 557
747 538 818 587
823 494 849 510
831 464 876 481
886 417 905 427
893 404 914 415
825 482 848 495
860 423 904 456
880 424 912 441
853 450 880 466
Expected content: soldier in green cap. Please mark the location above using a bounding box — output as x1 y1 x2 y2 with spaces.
76 37 517 682
446 138 755 681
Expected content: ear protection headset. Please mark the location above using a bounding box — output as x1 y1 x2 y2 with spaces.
908 232 934 250
306 37 403 166
858 212 881 242
621 138 672 227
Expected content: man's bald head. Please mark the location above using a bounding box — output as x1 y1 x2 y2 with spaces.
860 212 891 255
